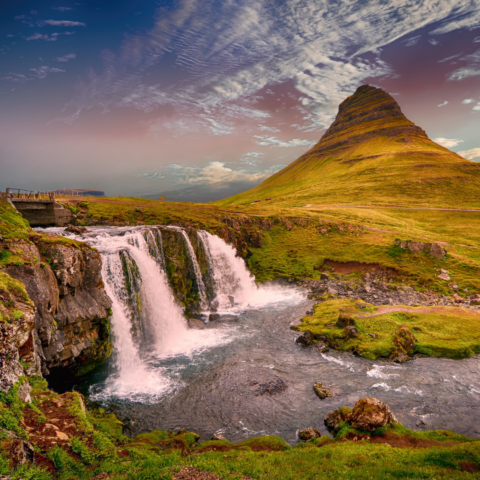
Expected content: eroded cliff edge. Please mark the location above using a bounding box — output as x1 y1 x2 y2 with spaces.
0 201 112 379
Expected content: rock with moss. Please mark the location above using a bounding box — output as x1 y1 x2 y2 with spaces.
324 406 352 435
298 427 321 441
313 382 333 399
349 397 398 432
389 325 416 362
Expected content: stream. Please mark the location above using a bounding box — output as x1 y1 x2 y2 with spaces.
41 226 480 444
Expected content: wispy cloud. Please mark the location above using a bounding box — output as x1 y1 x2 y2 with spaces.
30 66 65 79
403 35 421 47
448 49 480 81
462 98 474 104
258 124 280 133
437 100 448 107
56 53 76 62
254 135 315 148
65 0 480 134
52 7 73 12
433 137 463 148
429 38 440 46
239 151 264 166
0 72 29 83
26 31 75 41
137 161 285 188
458 147 480 160
37 19 85 27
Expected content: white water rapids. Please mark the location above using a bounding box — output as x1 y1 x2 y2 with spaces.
44 226 303 403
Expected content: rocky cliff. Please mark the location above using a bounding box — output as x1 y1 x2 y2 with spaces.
1 201 112 379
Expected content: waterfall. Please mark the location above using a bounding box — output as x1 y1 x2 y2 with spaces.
166 226 209 309
198 230 300 309
79 227 227 401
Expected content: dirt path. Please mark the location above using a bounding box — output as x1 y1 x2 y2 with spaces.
304 204 480 213
359 305 480 318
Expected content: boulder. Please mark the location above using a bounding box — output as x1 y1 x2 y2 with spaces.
211 433 227 441
430 243 446 259
389 325 416 362
313 382 333 399
324 407 352 435
320 272 330 280
65 225 87 235
298 427 322 442
314 341 329 353
209 313 221 321
438 273 450 281
295 331 314 347
227 295 235 306
336 314 355 328
408 241 425 253
328 286 338 295
349 397 398 431
188 319 206 330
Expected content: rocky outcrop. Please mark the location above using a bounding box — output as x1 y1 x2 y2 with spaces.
389 325 416 362
395 239 447 260
349 397 398 431
4 238 112 377
0 272 38 392
313 382 333 399
325 398 397 435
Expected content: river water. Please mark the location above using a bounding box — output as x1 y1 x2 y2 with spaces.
41 226 480 444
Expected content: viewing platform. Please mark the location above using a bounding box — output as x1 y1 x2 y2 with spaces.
2 188 74 227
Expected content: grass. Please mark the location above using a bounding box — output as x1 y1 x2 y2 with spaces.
295 298 480 359
1 378 480 479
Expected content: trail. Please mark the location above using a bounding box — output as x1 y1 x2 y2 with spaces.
304 204 480 213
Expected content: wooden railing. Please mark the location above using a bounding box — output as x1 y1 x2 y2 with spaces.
2 188 56 201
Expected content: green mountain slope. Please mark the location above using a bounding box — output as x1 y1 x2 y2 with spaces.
219 85 480 207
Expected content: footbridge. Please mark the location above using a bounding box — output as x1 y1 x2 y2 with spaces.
2 188 74 227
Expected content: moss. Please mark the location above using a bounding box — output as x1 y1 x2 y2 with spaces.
296 299 480 360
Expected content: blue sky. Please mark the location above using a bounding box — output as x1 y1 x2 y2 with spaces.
1 0 480 200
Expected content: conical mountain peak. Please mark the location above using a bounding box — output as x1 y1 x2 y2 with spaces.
311 84 427 156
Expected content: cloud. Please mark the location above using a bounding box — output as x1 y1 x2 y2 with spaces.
403 35 421 47
26 32 75 41
475 36 480 43
56 53 76 62
239 151 264 165
429 38 440 46
448 49 480 81
66 0 480 133
52 7 73 11
474 102 480 111
37 19 86 27
258 124 281 133
433 137 463 148
437 100 448 107
438 53 462 63
254 135 315 148
462 98 474 104
458 148 480 160
0 72 29 83
137 161 285 188
29 66 65 79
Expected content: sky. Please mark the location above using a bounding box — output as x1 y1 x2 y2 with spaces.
1 0 480 202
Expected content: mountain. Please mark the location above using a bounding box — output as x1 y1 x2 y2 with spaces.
219 85 480 208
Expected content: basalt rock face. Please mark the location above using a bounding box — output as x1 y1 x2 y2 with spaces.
5 240 112 377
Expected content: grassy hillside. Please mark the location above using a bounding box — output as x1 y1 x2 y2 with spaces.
217 85 480 208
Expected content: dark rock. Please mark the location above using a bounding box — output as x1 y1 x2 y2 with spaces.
408 241 425 253
188 319 206 330
211 433 227 441
324 407 352 435
313 382 333 399
65 225 87 235
349 397 398 431
344 326 359 338
314 341 329 353
298 427 322 441
295 331 314 346
335 314 355 328
320 272 330 280
215 315 239 322
430 242 446 259
227 295 235 306
209 313 221 321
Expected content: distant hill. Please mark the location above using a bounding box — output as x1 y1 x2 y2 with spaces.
218 85 480 208
54 189 105 197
